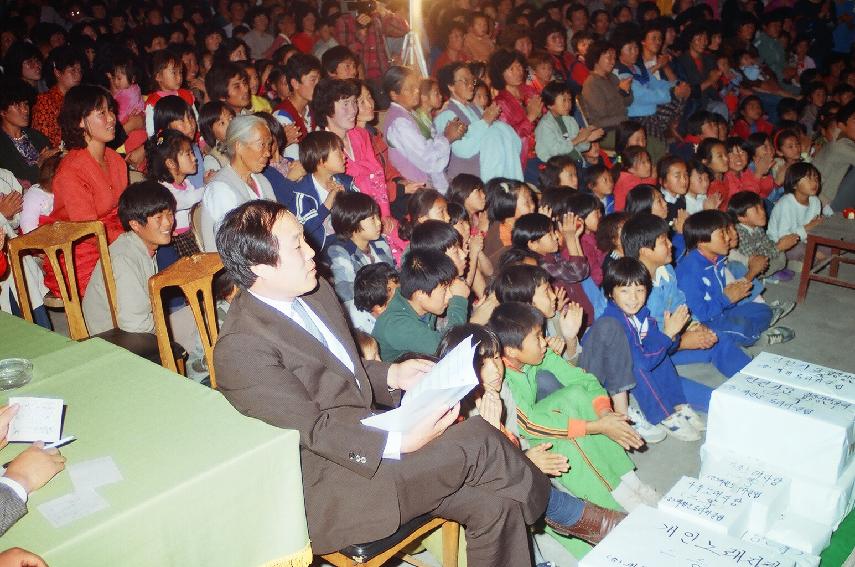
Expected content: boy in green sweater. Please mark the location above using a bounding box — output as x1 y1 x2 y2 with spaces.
373 249 470 361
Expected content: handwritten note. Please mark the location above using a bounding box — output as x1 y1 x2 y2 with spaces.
743 532 820 567
658 476 753 536
68 457 123 491
362 336 479 433
6 397 63 443
742 352 855 405
579 505 794 567
37 489 108 528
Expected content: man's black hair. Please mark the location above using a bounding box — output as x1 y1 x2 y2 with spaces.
488 302 544 350
621 213 670 260
118 180 177 231
682 209 731 250
493 264 551 304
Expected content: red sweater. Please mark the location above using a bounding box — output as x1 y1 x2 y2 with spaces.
614 171 657 211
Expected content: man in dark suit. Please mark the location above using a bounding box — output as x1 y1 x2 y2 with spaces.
214 201 552 565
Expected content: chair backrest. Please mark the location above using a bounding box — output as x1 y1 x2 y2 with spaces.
148 253 224 388
8 221 119 340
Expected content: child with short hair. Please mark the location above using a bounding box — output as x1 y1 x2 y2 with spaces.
812 100 855 212
620 213 751 379
397 188 451 241
105 52 144 131
527 50 555 93
581 257 702 443
198 101 236 175
535 80 603 163
566 192 608 289
488 302 656 518
483 178 536 265
463 13 495 63
596 211 631 275
614 146 655 211
20 154 61 234
583 164 615 215
657 155 689 224
772 128 804 185
325 192 395 316
721 136 775 209
728 191 799 281
696 137 730 210
539 155 579 189
238 60 273 113
676 210 792 345
152 95 206 191
145 129 204 257
767 162 824 261
372 249 470 361
684 159 715 214
355 330 381 361
730 95 774 139
352 263 399 333
414 78 443 139
144 50 198 136
447 173 489 234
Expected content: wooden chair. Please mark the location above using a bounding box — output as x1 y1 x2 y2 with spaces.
322 517 459 567
9 221 118 339
148 253 223 388
7 221 185 365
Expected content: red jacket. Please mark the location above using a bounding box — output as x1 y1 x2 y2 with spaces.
731 118 774 139
495 86 540 167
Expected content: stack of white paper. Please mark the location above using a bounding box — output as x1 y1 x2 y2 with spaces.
658 476 753 536
742 532 820 567
361 336 479 433
37 456 123 528
580 505 795 567
742 352 855 404
6 397 64 443
706 373 855 484
765 514 832 556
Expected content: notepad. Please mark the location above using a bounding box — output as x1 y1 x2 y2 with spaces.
6 397 63 443
362 336 479 433
37 489 109 528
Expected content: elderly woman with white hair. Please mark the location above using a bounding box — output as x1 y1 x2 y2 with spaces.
199 114 276 251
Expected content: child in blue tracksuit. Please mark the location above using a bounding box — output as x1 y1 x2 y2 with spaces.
676 210 777 346
620 213 751 378
581 257 703 443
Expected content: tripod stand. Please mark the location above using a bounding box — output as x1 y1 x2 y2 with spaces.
399 0 428 76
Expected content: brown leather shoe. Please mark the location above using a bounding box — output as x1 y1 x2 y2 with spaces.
545 502 626 545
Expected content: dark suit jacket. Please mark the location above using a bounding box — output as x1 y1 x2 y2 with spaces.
214 279 403 553
0 127 50 185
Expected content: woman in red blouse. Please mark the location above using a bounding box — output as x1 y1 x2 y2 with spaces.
31 47 84 148
45 85 128 297
489 49 543 172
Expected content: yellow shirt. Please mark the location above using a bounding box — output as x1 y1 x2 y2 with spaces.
251 95 272 113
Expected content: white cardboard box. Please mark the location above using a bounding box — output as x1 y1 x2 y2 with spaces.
742 533 820 567
742 352 855 404
701 443 855 529
658 476 753 536
765 514 832 556
580 505 796 567
707 373 855 484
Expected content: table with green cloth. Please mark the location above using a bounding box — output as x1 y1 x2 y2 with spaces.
0 312 312 567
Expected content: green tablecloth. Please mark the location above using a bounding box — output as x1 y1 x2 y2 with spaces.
0 313 312 567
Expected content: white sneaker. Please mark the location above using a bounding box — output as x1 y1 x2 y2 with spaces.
676 405 706 432
661 413 701 442
627 406 667 444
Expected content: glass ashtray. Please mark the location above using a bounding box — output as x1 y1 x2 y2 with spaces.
0 359 33 390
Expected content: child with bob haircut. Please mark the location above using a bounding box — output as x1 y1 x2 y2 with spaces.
144 128 204 257
539 155 579 190
728 191 799 281
534 80 604 163
767 162 824 261
620 213 751 380
144 49 198 136
352 263 399 333
696 137 730 211
614 146 656 211
684 159 720 214
198 101 236 174
152 95 205 191
483 178 536 265
325 192 395 314
583 164 615 215
447 173 489 235
677 210 793 345
657 155 689 224
397 188 450 241
596 211 631 275
581 257 701 443
488 302 657 526
372 249 470 361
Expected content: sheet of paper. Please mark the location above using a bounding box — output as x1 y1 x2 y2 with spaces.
362 336 479 433
742 352 855 404
68 457 123 491
6 397 63 443
37 489 109 528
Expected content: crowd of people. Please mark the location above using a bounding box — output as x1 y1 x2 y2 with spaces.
0 0 853 564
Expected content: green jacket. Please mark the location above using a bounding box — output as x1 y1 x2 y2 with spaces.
505 350 634 512
372 289 469 361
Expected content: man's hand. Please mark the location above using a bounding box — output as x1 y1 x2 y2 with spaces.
0 192 23 219
4 443 66 494
724 280 752 303
401 403 459 453
0 405 19 451
663 305 690 339
475 390 502 430
387 358 435 391
776 233 800 252
525 443 569 476
588 412 643 450
0 548 47 567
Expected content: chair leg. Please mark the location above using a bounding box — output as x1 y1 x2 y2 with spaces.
441 522 460 567
176 357 186 377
